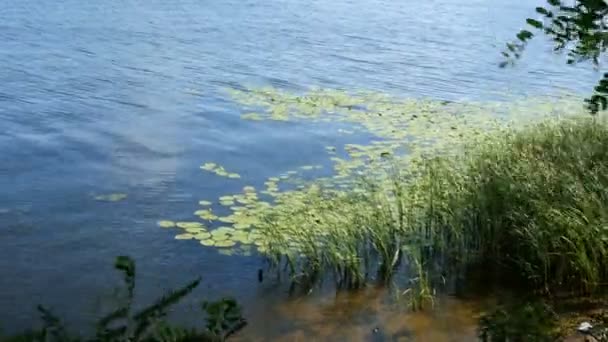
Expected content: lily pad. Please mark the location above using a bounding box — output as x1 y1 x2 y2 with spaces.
201 162 217 171
176 222 204 229
233 223 251 230
94 193 128 202
200 239 215 246
175 234 195 240
198 200 213 206
220 199 235 206
199 213 218 221
241 113 263 121
194 232 212 240
215 168 229 177
157 220 176 228
215 226 235 234
185 227 205 234
218 216 236 223
215 240 236 248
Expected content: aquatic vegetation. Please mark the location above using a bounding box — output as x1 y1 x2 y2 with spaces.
255 117 608 294
175 233 196 240
1 256 246 341
241 112 263 121
478 300 559 341
162 87 608 295
94 193 128 202
200 163 241 179
176 222 205 230
157 220 176 228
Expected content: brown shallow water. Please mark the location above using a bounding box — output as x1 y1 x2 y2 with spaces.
235 287 481 341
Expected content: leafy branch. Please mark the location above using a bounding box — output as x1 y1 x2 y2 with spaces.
502 0 608 113
2 256 246 342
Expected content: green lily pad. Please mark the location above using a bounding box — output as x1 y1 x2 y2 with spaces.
236 198 251 205
227 173 241 179
194 232 212 240
175 233 195 240
176 222 204 229
233 223 251 230
94 193 128 202
157 220 175 228
218 216 236 223
199 213 218 221
200 162 217 171
241 113 263 121
194 209 212 216
200 239 215 246
220 199 235 206
215 240 236 248
215 168 229 177
185 227 205 234
211 230 231 239
198 200 213 206
215 226 235 234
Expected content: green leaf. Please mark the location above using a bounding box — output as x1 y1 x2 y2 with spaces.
132 278 201 340
526 19 543 29
517 30 534 41
535 7 550 16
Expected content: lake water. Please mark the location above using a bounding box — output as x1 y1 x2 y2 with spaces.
0 0 597 339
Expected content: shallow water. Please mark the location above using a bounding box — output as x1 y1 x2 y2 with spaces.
0 0 598 339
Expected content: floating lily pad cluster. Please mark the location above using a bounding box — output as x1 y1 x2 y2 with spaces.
200 162 241 179
157 218 264 255
160 87 584 259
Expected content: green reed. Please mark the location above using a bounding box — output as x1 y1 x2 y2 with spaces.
258 116 608 297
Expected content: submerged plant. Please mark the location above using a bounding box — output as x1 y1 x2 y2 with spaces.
2 256 246 342
478 300 559 342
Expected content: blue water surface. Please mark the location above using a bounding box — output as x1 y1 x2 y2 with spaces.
0 0 597 337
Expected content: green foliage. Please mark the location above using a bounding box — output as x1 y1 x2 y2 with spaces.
254 116 608 297
504 0 608 113
478 300 559 342
2 256 246 342
426 118 608 293
201 298 246 340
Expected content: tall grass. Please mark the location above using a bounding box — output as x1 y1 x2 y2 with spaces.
425 117 608 293
259 117 608 296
